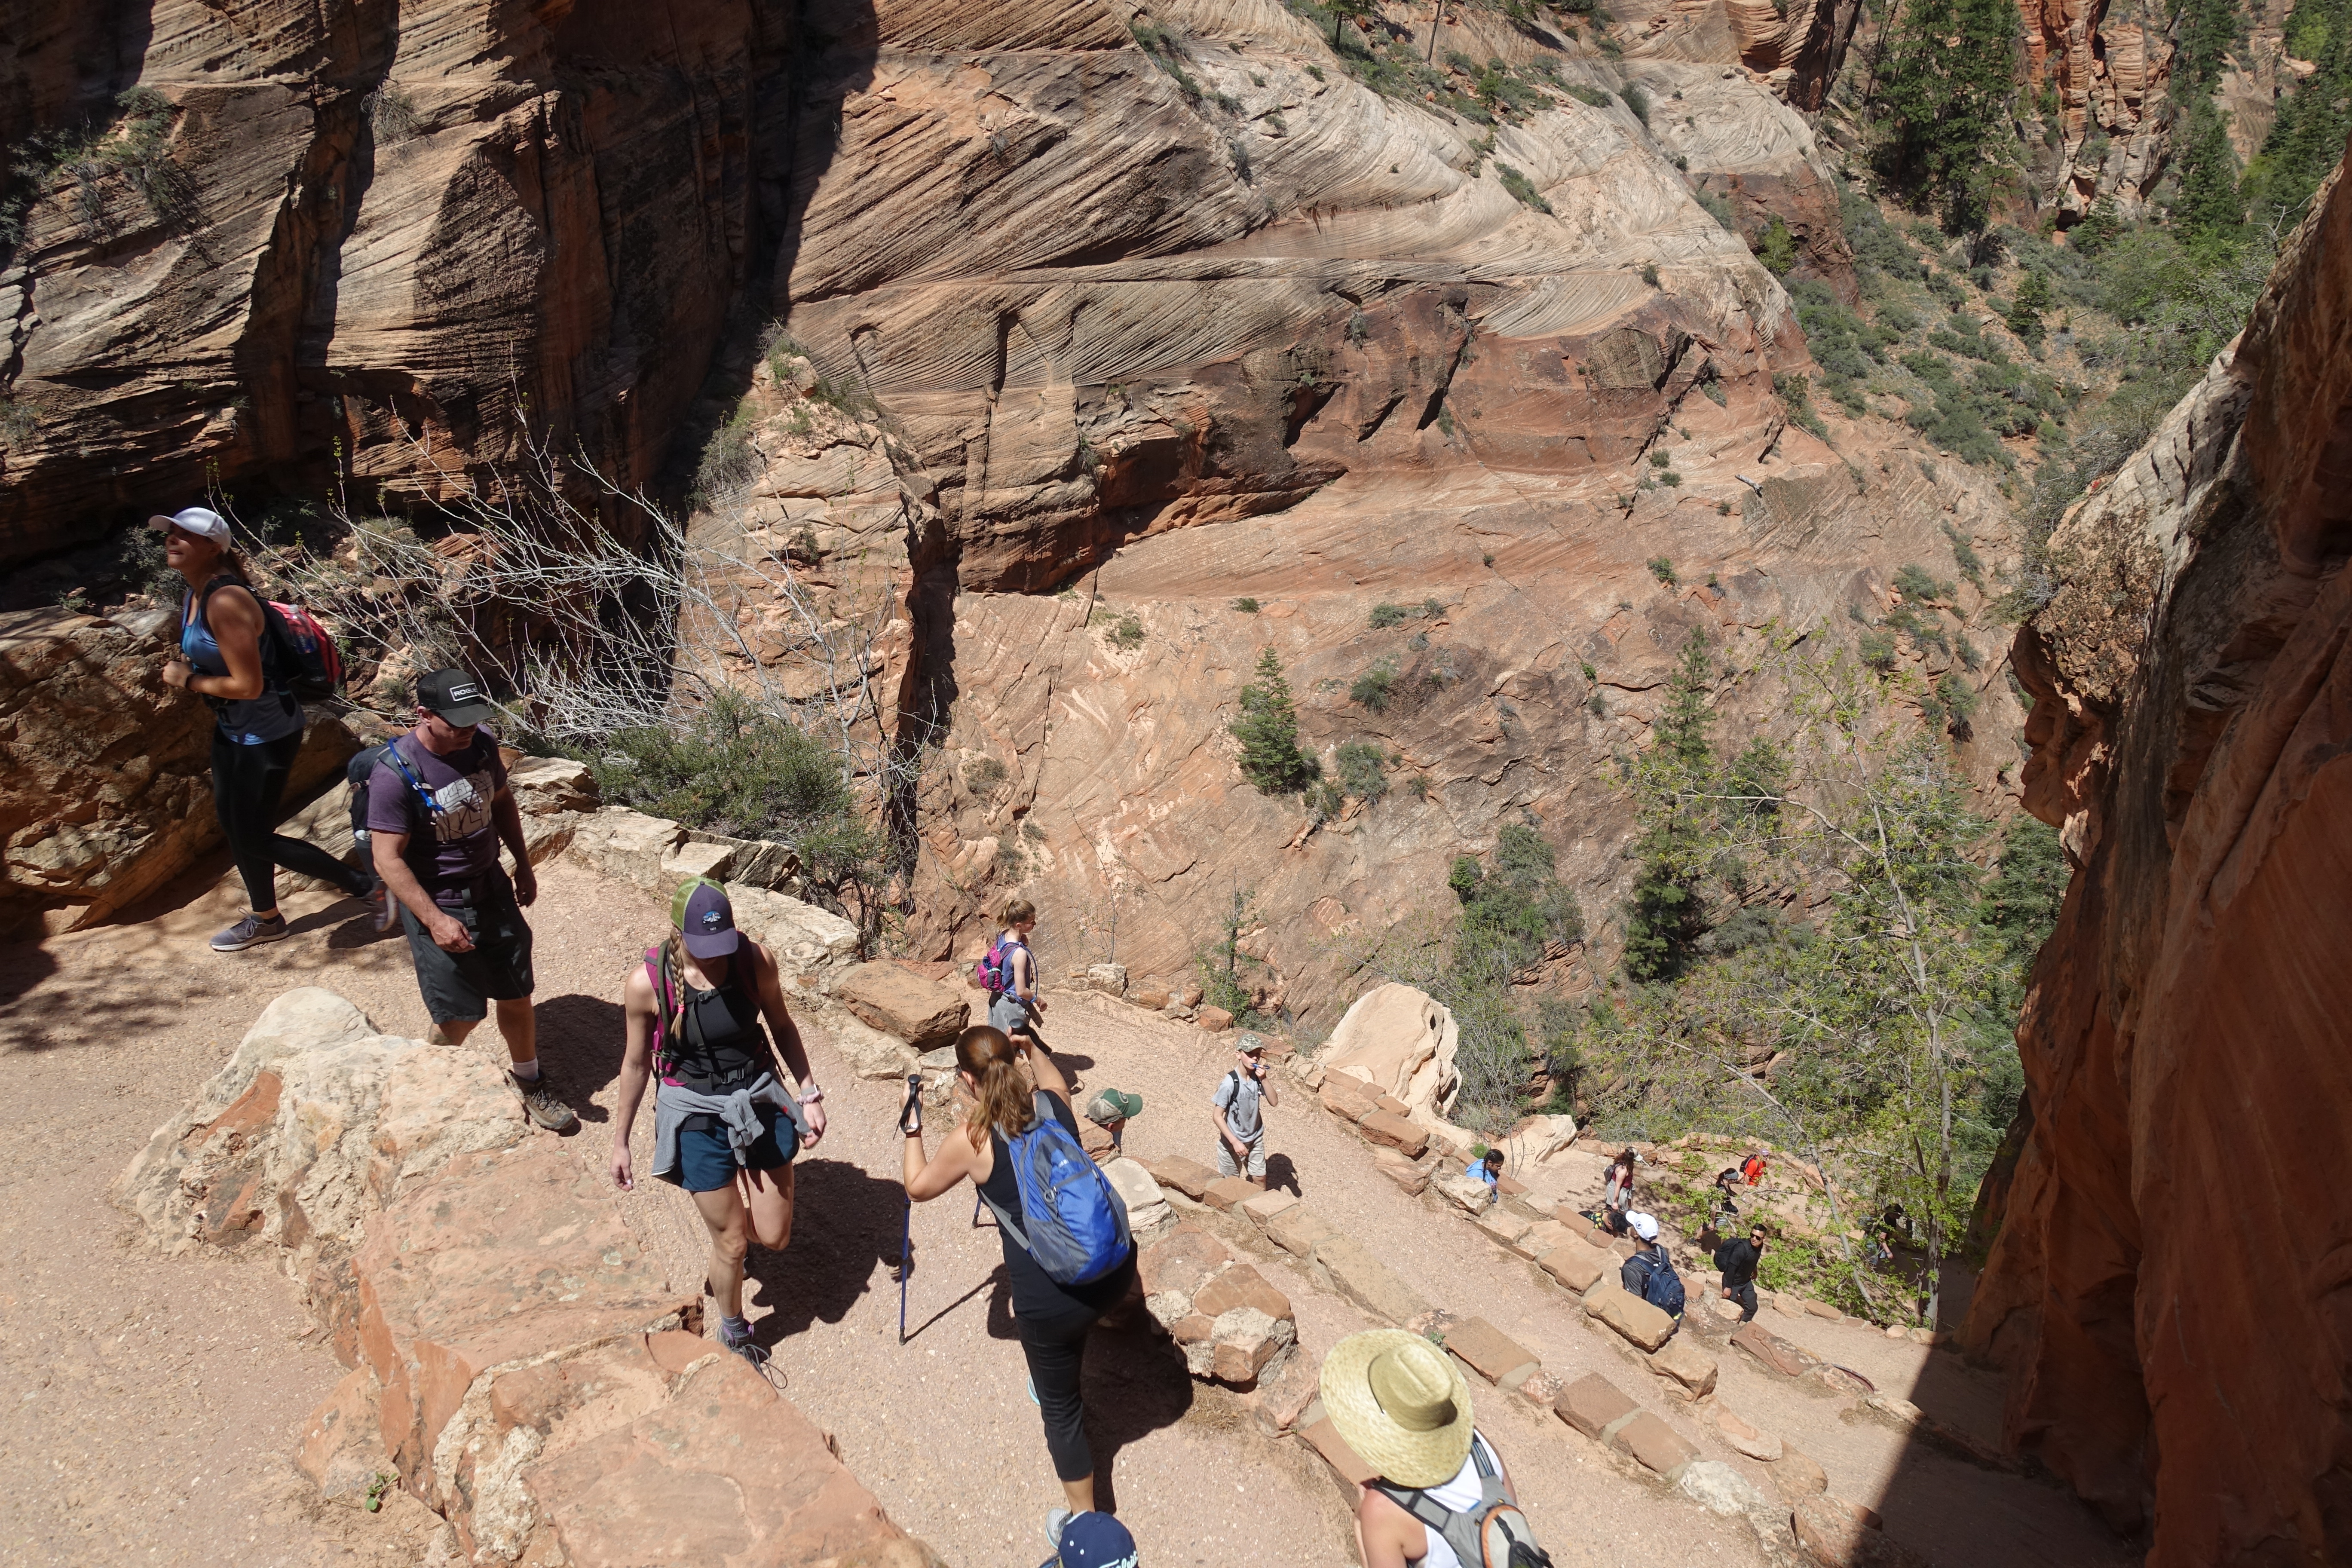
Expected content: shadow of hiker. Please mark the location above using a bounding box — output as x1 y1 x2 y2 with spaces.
1264 1152 1303 1197
750 1155 915 1345
534 993 625 1123
1079 1315 1194 1515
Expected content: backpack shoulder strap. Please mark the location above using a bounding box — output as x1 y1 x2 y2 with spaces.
1366 1480 1477 1564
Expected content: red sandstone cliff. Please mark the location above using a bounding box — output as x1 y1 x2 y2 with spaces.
1963 143 2352 1561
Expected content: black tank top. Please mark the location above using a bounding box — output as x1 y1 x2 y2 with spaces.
665 954 769 1091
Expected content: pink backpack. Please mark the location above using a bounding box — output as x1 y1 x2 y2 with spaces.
971 934 1025 997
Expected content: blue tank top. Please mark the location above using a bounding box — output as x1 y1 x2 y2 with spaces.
182 580 302 746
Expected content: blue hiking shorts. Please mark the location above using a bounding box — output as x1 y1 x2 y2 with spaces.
661 1104 793 1194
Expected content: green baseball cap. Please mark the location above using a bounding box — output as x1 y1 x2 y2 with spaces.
1085 1088 1144 1124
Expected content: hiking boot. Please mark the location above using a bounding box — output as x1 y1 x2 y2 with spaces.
211 912 289 952
508 1066 579 1133
718 1325 772 1369
1044 1509 1073 1552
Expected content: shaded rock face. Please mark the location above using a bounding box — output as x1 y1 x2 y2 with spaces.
1963 157 2352 1563
123 986 945 1565
0 605 353 936
1 0 784 564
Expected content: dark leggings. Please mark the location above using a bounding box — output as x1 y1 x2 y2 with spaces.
1016 1299 1099 1482
211 729 370 910
1727 1280 1759 1321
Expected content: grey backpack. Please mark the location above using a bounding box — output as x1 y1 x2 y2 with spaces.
1370 1433 1552 1568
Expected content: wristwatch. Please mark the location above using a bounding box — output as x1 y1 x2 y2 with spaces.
801 1085 824 1102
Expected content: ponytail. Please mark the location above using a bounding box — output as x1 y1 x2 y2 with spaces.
956 1025 1034 1151
655 931 688 1069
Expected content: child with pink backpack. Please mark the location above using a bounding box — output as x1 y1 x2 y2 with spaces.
974 895 1047 1046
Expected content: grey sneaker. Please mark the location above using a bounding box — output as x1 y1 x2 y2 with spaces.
718 1323 772 1369
1044 1509 1073 1552
211 912 289 952
508 1066 579 1133
364 883 397 934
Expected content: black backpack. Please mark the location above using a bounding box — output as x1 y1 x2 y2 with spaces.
1370 1433 1552 1568
1629 1247 1686 1317
347 737 450 884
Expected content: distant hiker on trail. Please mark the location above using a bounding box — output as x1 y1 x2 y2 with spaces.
1621 1212 1685 1329
901 1025 1138 1553
1212 1032 1280 1188
368 668 576 1134
982 895 1046 1047
1715 1222 1768 1323
1742 1149 1769 1186
1321 1329 1553 1568
610 878 827 1369
1600 1148 1638 1234
1467 1149 1505 1188
155 505 377 952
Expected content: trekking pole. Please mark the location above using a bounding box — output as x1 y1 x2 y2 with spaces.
897 1072 922 1345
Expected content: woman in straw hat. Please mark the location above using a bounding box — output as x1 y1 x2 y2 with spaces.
1320 1329 1550 1568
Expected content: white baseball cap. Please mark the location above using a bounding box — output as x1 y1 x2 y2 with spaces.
1627 1211 1660 1241
146 506 232 543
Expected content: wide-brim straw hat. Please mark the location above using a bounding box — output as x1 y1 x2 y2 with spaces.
1318 1329 1474 1488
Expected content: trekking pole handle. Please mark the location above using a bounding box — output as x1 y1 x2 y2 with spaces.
899 1072 923 1134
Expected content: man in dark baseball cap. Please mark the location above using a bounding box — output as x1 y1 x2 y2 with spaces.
416 667 499 727
369 666 575 1132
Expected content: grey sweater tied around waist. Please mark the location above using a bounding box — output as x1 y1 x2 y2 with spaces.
651 1072 807 1181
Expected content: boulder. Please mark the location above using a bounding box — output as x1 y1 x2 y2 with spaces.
1240 1188 1299 1227
1434 1172 1497 1215
1076 963 1128 995
1207 1306 1294 1385
1553 1373 1638 1440
1318 1074 1378 1122
1197 1005 1234 1031
1442 1318 1538 1387
722 883 861 975
1731 1322 1816 1379
1611 1411 1698 1476
1585 1282 1678 1352
1359 1109 1430 1158
1262 1204 1337 1260
1137 1226 1232 1299
1648 1337 1719 1398
1313 1235 1433 1327
1515 1219 1572 1259
507 755 600 816
1373 1147 1433 1195
1204 1176 1258 1211
1135 1154 1216 1201
1715 1406 1785 1462
1773 1446 1830 1501
1473 1209 1533 1250
1300 1418 1378 1486
1321 982 1460 1123
564 808 689 893
825 1009 922 1080
1130 987 1170 1011
1192 1264 1292 1322
832 962 969 1050
1102 1158 1170 1233
1515 1368 1567 1410
298 1367 393 1509
1538 1243 1608 1293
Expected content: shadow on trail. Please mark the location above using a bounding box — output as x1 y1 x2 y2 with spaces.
1080 1316 1194 1515
1264 1152 1302 1197
750 1156 912 1344
535 993 624 1121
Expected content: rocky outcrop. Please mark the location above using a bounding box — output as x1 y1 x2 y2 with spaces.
2018 0 2175 225
1963 153 2352 1563
0 605 354 936
1 0 786 565
1321 982 1461 1124
121 985 943 1565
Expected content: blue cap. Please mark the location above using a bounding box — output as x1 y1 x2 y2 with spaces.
672 876 741 960
1056 1513 1138 1568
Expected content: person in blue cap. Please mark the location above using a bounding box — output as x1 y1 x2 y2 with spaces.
610 877 828 1367
1042 1510 1137 1568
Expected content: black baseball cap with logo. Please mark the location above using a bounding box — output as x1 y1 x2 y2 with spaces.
416 668 498 727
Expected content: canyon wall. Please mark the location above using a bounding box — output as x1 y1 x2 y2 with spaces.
1963 146 2352 1563
0 0 789 566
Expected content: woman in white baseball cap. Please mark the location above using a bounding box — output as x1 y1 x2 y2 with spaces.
153 506 377 952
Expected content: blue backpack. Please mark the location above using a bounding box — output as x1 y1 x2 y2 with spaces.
1631 1248 1686 1317
980 1093 1131 1285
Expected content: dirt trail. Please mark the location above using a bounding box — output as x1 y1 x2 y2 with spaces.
0 858 2129 1568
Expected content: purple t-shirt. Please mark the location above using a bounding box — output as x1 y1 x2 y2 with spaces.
367 732 508 903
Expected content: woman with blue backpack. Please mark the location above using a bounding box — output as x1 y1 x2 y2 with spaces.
153 505 378 952
901 1024 1136 1556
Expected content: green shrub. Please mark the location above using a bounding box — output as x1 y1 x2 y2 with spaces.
1351 660 1399 712
1232 596 1260 612
1335 740 1389 801
963 755 1008 793
1621 82 1651 126
694 404 760 502
1495 163 1553 214
1564 82 1616 109
1369 602 1411 628
1641 261 1660 287
1859 628 1898 670
1107 610 1145 650
1648 557 1678 586
1757 215 1798 276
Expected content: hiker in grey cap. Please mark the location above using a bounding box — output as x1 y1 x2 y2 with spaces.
156 506 378 952
1211 1033 1280 1189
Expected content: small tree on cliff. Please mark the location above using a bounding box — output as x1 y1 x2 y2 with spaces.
1623 629 1719 981
1870 0 2022 232
1231 648 1317 794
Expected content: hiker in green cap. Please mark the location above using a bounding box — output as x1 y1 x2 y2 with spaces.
610 878 827 1368
1080 1087 1143 1163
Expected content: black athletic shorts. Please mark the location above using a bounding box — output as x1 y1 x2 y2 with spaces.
400 879 535 1023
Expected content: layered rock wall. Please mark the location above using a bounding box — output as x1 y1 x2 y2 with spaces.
1 0 787 564
1963 149 2352 1562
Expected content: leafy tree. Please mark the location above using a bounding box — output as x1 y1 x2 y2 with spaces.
1757 215 1799 275
1231 648 1317 793
1871 0 2023 231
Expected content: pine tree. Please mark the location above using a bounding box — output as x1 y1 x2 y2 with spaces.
1872 0 2024 232
2174 97 2245 245
1624 630 1716 981
1231 648 1316 793
2241 0 2352 229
